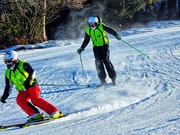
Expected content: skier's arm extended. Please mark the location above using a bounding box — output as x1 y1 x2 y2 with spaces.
103 24 119 37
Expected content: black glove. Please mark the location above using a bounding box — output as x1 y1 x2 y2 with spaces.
0 97 6 103
77 48 84 54
115 35 121 40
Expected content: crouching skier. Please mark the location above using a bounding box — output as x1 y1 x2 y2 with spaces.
0 50 64 122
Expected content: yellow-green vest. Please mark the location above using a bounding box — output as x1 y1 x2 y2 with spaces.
5 60 35 91
85 23 109 47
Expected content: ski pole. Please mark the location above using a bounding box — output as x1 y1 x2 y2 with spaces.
79 53 87 83
121 39 150 59
6 101 27 115
39 83 87 87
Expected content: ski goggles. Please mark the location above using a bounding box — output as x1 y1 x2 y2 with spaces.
89 23 97 28
4 59 13 64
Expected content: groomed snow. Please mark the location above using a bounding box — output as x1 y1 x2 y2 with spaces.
0 20 179 135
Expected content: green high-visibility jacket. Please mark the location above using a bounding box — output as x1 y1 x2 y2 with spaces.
5 60 35 91
85 23 109 47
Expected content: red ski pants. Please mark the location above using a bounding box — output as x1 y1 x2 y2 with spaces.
16 86 58 116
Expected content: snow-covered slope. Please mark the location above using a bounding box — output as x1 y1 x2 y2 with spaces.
0 20 179 135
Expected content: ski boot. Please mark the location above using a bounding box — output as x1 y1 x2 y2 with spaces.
27 113 45 122
51 112 64 119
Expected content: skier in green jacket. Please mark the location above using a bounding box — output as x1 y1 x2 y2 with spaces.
0 50 64 122
77 16 121 87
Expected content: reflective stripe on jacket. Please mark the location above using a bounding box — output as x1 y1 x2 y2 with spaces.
5 60 35 91
85 23 109 47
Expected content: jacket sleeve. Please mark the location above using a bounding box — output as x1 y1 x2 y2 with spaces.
103 24 119 37
80 32 90 49
23 62 35 82
1 76 13 100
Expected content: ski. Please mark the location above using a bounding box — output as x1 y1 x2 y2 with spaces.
19 118 54 128
0 118 50 130
96 84 106 88
0 115 66 130
96 82 116 88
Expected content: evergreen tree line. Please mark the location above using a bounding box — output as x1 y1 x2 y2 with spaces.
0 0 179 49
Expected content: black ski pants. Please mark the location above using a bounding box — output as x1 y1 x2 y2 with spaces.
93 45 116 82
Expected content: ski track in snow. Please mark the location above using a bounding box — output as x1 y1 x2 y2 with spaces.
0 20 179 134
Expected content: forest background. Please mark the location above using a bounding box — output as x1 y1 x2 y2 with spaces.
0 0 179 49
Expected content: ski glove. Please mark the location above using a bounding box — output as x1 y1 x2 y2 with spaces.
0 97 6 103
115 35 121 40
77 48 84 54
